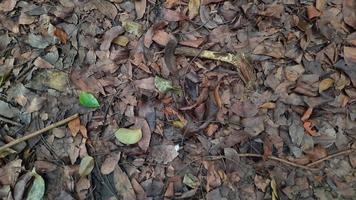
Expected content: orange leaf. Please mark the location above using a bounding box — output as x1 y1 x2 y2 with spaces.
301 107 313 122
213 84 222 109
79 125 87 138
68 118 80 137
54 27 68 44
259 102 276 109
303 121 317 136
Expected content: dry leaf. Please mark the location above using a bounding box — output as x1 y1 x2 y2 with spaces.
134 77 155 90
100 26 124 51
101 153 121 175
54 27 68 44
344 46 356 65
304 121 317 136
259 102 276 109
162 8 187 21
301 107 313 122
68 118 80 137
0 0 17 12
319 78 334 93
135 0 146 19
188 0 200 19
152 30 173 46
307 6 321 19
93 0 118 20
304 145 327 162
134 117 151 152
113 165 136 200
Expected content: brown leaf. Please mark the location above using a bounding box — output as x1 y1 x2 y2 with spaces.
202 161 221 192
114 165 136 200
135 0 146 19
134 117 151 152
149 144 179 164
75 177 91 200
344 46 356 65
200 5 217 29
152 30 173 46
68 118 80 137
205 124 219 137
179 38 205 48
253 42 285 58
54 27 68 44
34 161 57 173
201 0 224 5
0 159 22 186
0 0 17 12
33 57 54 69
306 6 321 19
301 107 313 122
92 0 118 20
134 77 155 90
70 70 105 95
100 26 124 51
259 4 284 18
259 102 276 109
346 32 356 46
343 0 356 29
162 8 187 21
131 178 147 200
304 145 328 162
231 100 258 117
101 152 121 175
164 0 180 8
254 175 270 192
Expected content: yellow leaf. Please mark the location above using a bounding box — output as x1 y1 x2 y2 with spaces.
112 36 129 47
188 0 200 19
271 177 278 200
319 78 334 93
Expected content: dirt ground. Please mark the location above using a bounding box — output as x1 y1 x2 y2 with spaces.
1 0 356 199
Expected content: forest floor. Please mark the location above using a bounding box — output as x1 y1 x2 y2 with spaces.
1 0 356 199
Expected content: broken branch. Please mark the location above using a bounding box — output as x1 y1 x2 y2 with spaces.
0 114 79 153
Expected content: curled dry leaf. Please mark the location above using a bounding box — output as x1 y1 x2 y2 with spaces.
68 117 80 137
53 27 68 44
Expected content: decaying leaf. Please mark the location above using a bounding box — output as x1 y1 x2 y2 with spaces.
188 0 200 19
271 177 278 200
100 26 124 51
68 118 80 137
101 152 121 175
113 165 136 200
26 169 45 200
319 78 334 93
79 155 94 177
183 174 200 188
149 144 179 164
155 76 173 93
123 21 144 37
135 0 146 19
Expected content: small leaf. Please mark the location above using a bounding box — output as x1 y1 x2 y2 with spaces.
172 120 185 129
122 21 144 37
183 173 200 188
319 78 334 93
79 155 95 177
79 91 100 108
26 169 45 200
155 76 173 93
188 0 200 19
271 177 278 200
112 36 129 46
115 128 142 145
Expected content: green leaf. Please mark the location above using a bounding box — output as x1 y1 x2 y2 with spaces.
79 155 95 177
79 91 100 108
26 169 45 200
115 128 142 145
183 173 200 188
154 76 173 93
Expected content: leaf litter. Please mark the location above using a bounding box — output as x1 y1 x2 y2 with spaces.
1 0 356 199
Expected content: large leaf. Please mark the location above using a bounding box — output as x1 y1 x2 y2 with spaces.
79 91 100 108
154 76 173 93
79 155 95 177
26 169 45 200
115 128 142 145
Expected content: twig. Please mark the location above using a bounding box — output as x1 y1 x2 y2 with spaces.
307 148 356 167
206 154 316 171
0 116 22 126
0 114 79 152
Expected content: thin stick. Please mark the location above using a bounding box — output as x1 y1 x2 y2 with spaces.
0 116 22 126
307 149 356 167
206 154 316 171
0 114 79 152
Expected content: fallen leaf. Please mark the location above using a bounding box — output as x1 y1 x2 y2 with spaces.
113 165 136 200
79 155 94 177
231 100 258 117
123 21 144 37
134 77 155 90
346 32 356 46
155 76 173 93
254 175 270 192
200 5 217 29
53 27 68 44
14 171 33 200
179 38 205 48
304 121 317 136
135 0 146 19
183 174 200 188
92 0 118 19
271 177 278 200
205 124 218 137
0 100 20 118
259 102 276 109
344 46 356 65
301 107 313 122
134 117 151 152
0 159 22 185
149 144 179 164
162 8 187 21
188 0 200 19
306 5 321 19
33 57 54 69
319 78 334 93
115 128 142 145
100 26 124 51
0 0 17 12
79 91 100 108
68 118 80 137
304 145 327 162
152 30 172 46
112 36 129 46
26 97 46 113
343 0 356 29
26 169 45 200
101 152 121 175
